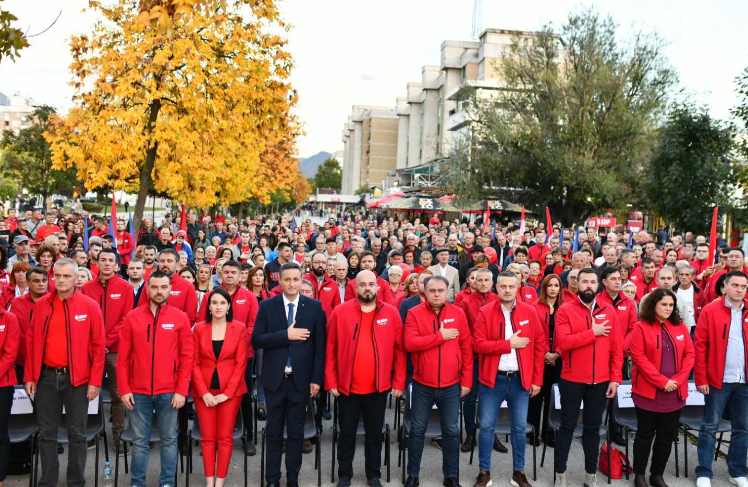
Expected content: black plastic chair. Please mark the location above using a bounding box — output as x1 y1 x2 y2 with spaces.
115 411 181 487
330 396 390 484
540 385 611 484
34 395 108 487
679 403 731 478
8 385 38 487
187 409 247 487
468 404 537 480
101 373 111 404
260 396 321 487
397 387 460 485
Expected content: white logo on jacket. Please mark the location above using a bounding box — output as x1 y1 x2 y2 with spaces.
162 323 174 330
376 318 389 325
236 299 246 304
74 314 88 321
443 318 455 324
519 320 529 326
0 325 5 332
597 314 607 319
110 294 121 299
676 335 685 341
170 291 181 296
617 306 627 311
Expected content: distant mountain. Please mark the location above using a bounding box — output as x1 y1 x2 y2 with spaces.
299 151 333 178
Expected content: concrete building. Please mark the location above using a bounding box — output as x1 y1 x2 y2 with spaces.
340 28 540 190
340 105 398 193
0 92 35 134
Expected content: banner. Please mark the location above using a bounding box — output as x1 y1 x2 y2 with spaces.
586 217 617 228
627 220 643 233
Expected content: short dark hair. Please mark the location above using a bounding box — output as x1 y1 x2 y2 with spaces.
424 275 449 289
98 247 120 264
641 257 655 267
514 247 528 257
639 288 682 325
724 271 748 287
599 266 620 282
276 242 292 252
222 260 241 272
144 245 158 253
729 247 746 256
578 268 598 280
204 288 234 323
158 248 180 261
148 270 171 284
620 249 635 259
359 250 375 261
26 267 48 281
278 261 301 278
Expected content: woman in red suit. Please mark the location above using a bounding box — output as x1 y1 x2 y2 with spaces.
192 288 248 487
629 288 694 487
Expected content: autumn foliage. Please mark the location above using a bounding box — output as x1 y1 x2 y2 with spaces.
46 0 306 227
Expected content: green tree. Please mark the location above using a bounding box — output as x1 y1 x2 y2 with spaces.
445 9 676 223
0 1 28 62
1 106 78 210
644 101 736 234
312 158 342 190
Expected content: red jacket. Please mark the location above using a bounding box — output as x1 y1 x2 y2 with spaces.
473 300 545 390
26 292 106 387
81 275 134 353
532 301 555 352
629 319 694 401
344 276 396 307
303 272 341 319
458 291 498 334
528 244 551 262
596 291 638 350
324 298 406 396
137 272 198 324
632 273 657 303
453 288 472 307
7 293 38 366
197 285 259 357
115 231 135 265
404 302 473 389
518 284 538 304
117 304 194 396
191 320 248 399
692 259 712 285
694 298 748 389
704 268 748 303
0 287 15 311
555 297 624 384
0 311 20 387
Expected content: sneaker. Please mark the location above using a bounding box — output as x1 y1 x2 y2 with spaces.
554 472 566 487
461 433 476 453
730 478 748 487
336 478 351 487
367 478 382 487
696 479 711 487
474 471 492 487
511 471 531 487
584 473 599 487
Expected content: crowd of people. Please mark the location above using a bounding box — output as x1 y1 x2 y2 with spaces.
0 205 745 487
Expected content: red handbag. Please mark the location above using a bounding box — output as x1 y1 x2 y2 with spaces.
599 443 633 479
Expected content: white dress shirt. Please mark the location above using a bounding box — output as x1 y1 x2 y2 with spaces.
498 302 519 372
282 293 300 373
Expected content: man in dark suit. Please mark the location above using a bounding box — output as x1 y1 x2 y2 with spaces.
252 262 327 487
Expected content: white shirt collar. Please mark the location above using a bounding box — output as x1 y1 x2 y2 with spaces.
283 293 300 309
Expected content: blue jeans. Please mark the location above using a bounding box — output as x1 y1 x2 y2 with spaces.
696 383 748 479
478 374 530 471
462 362 480 435
130 393 179 487
407 381 460 478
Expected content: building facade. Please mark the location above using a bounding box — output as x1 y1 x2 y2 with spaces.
0 92 35 134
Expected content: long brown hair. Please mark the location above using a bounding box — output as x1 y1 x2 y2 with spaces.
639 288 682 325
247 265 268 290
538 274 564 307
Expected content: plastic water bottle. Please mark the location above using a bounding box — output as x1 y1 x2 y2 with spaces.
102 461 113 487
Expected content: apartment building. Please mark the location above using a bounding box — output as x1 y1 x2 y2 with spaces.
0 92 35 134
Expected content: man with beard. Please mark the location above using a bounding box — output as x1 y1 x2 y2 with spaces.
304 252 341 319
345 251 396 306
325 270 406 487
141 245 157 281
553 269 623 487
137 248 197 323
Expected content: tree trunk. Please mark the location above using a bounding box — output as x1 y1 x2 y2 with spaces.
133 99 162 234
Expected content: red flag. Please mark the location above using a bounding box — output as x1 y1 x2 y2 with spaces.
545 206 553 244
483 209 490 233
708 207 719 266
519 206 526 236
108 192 118 248
180 204 187 234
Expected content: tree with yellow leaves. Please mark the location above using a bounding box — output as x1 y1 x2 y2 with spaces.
46 0 301 230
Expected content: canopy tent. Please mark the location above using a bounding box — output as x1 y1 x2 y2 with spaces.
365 192 404 209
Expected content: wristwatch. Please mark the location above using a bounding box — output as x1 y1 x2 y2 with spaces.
610 382 620 387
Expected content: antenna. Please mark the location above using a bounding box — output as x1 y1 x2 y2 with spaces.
472 0 483 40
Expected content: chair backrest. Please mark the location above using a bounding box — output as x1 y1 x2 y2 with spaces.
611 381 636 422
549 384 584 430
8 385 37 443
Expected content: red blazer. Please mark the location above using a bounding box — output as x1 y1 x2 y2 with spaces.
694 298 748 389
197 285 259 357
629 319 694 400
324 298 406 396
404 302 473 389
0 311 20 387
191 320 248 399
26 292 106 387
473 300 546 390
555 297 624 384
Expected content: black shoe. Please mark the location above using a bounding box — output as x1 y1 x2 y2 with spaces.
544 434 555 448
258 406 267 421
266 483 279 487
57 444 64 454
287 481 299 487
321 407 332 420
178 436 188 456
336 478 351 487
430 437 442 450
611 426 627 446
246 441 257 456
648 475 668 487
634 474 648 487
527 433 540 447
367 478 382 487
444 477 462 487
461 433 476 453
493 435 508 453
404 476 419 487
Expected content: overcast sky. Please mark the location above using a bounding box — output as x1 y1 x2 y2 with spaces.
2 0 747 158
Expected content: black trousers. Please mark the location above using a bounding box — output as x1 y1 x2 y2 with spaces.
241 358 254 436
554 379 608 474
0 386 14 481
265 376 308 484
336 391 388 481
527 361 561 441
633 407 681 476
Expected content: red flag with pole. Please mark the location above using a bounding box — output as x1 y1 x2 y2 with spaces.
708 207 719 265
545 206 553 244
180 204 187 234
108 192 118 249
482 209 490 233
519 206 526 237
